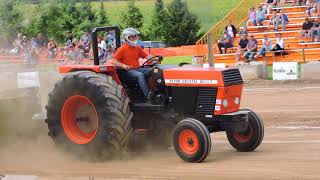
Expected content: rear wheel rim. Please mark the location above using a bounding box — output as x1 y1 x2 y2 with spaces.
178 129 199 155
61 95 98 145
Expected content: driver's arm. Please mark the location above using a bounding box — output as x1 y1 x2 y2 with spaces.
111 58 130 69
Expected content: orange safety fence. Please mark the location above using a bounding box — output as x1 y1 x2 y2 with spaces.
195 0 263 64
0 44 201 65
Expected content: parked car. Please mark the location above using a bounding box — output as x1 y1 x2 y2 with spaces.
142 41 166 48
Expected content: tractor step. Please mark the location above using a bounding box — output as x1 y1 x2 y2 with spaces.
132 103 164 112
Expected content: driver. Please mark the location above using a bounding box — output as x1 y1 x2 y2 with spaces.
111 27 158 102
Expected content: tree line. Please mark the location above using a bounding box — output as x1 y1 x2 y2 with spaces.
0 0 201 47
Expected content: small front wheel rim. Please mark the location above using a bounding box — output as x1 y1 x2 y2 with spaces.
178 129 199 155
233 125 253 143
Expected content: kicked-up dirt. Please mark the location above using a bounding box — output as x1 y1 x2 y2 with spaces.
0 80 320 180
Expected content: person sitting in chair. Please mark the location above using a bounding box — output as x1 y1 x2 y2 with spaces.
111 27 159 102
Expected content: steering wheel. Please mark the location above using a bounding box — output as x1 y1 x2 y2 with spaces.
141 55 163 67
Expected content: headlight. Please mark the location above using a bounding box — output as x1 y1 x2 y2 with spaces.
222 99 228 107
234 97 240 105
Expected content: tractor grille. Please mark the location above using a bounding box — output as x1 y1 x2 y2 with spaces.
222 69 243 86
195 87 217 114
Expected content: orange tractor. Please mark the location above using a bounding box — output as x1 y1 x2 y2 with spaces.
45 26 264 162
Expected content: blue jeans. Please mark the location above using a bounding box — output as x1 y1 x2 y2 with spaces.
246 19 257 26
311 29 320 41
258 45 272 56
244 51 256 61
126 67 152 97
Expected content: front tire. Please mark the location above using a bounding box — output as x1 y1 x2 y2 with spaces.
226 109 264 152
46 71 133 160
173 118 211 163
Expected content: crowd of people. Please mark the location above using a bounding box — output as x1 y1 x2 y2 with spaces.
217 0 320 63
0 29 118 64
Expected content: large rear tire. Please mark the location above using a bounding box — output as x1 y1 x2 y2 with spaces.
45 71 133 160
173 118 211 163
226 109 264 152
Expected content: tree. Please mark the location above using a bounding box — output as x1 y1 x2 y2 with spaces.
164 0 201 46
148 0 167 41
73 1 97 38
22 1 65 42
120 0 143 30
0 0 23 39
96 1 109 26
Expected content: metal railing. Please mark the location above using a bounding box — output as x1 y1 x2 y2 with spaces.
195 0 263 64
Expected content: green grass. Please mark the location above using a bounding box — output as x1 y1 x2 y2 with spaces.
162 55 192 65
92 0 241 34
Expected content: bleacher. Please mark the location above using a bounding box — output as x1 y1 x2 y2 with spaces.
196 0 320 65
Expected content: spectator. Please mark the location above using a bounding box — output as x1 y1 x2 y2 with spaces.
47 39 57 59
269 9 280 31
266 0 277 14
80 30 91 57
256 5 266 26
217 31 233 54
279 10 289 31
306 0 315 16
34 33 47 53
225 20 237 38
244 34 258 62
235 34 248 62
311 18 320 42
98 36 107 63
255 34 273 58
246 7 257 26
293 0 307 5
30 38 40 64
21 36 30 62
239 26 248 36
279 0 286 7
105 31 116 59
10 33 23 55
65 31 73 47
67 43 80 64
137 35 144 49
308 2 318 16
300 17 314 42
271 33 286 56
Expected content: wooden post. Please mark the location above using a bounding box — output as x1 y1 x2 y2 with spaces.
302 48 306 63
207 34 214 67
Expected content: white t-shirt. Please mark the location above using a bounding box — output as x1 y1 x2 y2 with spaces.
276 38 284 49
227 26 234 37
99 40 107 56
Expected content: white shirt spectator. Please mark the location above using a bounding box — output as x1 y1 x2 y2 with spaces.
276 38 284 49
99 40 107 56
227 26 234 37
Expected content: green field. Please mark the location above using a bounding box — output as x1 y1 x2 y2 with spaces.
92 0 241 34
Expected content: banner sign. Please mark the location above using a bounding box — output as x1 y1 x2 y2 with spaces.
273 62 298 80
17 71 40 88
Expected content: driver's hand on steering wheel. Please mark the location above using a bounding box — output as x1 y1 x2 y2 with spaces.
122 64 132 70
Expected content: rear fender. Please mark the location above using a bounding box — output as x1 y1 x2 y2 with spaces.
59 63 122 85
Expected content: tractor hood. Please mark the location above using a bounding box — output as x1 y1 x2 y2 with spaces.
163 67 243 87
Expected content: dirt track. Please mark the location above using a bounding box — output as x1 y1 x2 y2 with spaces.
1 80 320 180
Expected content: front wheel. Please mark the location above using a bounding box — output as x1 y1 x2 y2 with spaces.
173 118 211 163
226 109 264 152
